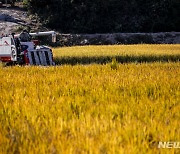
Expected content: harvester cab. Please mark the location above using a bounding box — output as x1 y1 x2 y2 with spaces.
0 31 56 66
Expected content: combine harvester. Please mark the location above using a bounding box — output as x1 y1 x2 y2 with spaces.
0 31 56 66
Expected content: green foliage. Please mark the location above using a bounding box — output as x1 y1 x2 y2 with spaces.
22 0 28 7
25 0 179 33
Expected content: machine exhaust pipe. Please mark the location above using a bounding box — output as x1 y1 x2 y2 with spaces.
29 31 57 43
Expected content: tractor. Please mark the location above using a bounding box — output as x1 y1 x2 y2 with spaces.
0 31 56 66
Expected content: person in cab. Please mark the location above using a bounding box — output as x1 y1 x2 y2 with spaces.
19 29 32 42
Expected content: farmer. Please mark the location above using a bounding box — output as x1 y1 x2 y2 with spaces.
19 29 32 42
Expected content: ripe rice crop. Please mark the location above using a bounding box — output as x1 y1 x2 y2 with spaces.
53 44 180 65
0 45 180 153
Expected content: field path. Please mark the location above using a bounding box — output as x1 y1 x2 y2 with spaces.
0 7 41 35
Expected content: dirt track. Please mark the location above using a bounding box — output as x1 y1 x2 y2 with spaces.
0 7 37 35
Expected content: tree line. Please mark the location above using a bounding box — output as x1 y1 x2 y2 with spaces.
24 0 179 33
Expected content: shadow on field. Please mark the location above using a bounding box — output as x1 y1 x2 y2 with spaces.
54 55 180 65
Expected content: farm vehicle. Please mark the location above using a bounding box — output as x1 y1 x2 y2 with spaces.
0 31 56 66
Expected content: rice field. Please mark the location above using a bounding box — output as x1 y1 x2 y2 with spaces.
0 45 180 154
53 44 180 65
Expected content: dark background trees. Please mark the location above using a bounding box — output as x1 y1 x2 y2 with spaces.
24 0 179 33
